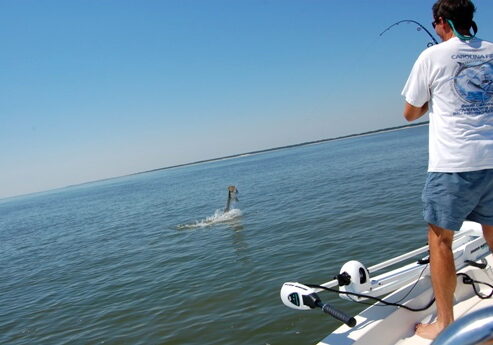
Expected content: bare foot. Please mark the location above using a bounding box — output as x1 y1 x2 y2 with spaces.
415 322 445 339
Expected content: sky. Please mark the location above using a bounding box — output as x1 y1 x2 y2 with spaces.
2 0 493 199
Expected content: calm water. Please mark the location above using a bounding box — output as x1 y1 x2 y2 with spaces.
0 125 429 345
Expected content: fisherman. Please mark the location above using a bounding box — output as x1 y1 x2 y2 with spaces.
401 0 493 339
224 185 239 213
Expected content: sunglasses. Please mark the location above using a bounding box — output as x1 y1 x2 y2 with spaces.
432 17 441 29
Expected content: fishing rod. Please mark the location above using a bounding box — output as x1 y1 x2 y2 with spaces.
379 19 439 47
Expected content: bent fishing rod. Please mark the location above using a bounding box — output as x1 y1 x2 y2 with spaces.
379 19 438 47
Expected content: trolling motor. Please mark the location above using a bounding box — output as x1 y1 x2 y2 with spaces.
337 260 371 302
280 282 357 327
280 223 491 327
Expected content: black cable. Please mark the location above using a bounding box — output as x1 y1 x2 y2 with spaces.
457 273 493 299
305 283 435 312
307 264 493 312
386 264 430 306
304 257 493 314
327 264 430 307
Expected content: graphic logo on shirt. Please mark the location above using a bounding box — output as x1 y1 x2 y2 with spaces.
454 59 493 104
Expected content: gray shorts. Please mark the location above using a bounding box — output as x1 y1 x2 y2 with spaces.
422 170 493 231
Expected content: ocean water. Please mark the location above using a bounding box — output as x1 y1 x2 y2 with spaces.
0 125 429 345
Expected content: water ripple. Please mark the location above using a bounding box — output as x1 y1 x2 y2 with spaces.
0 126 429 345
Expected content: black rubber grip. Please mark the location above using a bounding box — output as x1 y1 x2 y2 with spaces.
321 303 357 327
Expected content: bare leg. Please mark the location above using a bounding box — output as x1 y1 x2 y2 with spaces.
482 224 493 252
415 224 456 339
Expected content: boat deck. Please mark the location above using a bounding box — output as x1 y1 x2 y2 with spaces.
398 293 493 345
317 254 493 345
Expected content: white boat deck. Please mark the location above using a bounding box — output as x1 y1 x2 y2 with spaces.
398 293 493 345
317 253 493 345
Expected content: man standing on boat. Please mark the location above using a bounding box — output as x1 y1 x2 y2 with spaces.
402 0 493 340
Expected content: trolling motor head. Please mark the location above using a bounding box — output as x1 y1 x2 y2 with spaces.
280 282 319 310
337 260 371 301
280 282 357 327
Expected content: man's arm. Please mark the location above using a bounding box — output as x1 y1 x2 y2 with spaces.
403 102 428 122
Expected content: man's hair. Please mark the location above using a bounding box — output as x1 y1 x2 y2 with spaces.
432 0 476 31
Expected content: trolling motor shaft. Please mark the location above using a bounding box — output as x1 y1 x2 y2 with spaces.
280 282 357 327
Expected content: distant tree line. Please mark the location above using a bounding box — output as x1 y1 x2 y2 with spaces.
140 121 429 175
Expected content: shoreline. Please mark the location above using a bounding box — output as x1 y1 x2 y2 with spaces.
133 121 429 175
2 121 428 201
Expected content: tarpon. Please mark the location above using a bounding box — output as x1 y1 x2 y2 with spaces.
224 186 239 212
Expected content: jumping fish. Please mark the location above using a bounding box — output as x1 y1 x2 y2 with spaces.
224 185 239 212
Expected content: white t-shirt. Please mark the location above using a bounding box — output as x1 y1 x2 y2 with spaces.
402 37 493 172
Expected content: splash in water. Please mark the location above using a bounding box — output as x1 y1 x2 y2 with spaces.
177 208 242 230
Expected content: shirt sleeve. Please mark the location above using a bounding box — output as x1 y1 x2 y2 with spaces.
401 51 431 107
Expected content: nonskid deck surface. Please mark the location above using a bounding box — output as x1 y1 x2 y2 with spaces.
398 298 493 345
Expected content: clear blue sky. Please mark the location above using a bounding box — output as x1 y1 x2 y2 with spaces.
2 0 493 199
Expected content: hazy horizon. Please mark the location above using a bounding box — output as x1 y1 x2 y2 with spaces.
1 122 428 201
